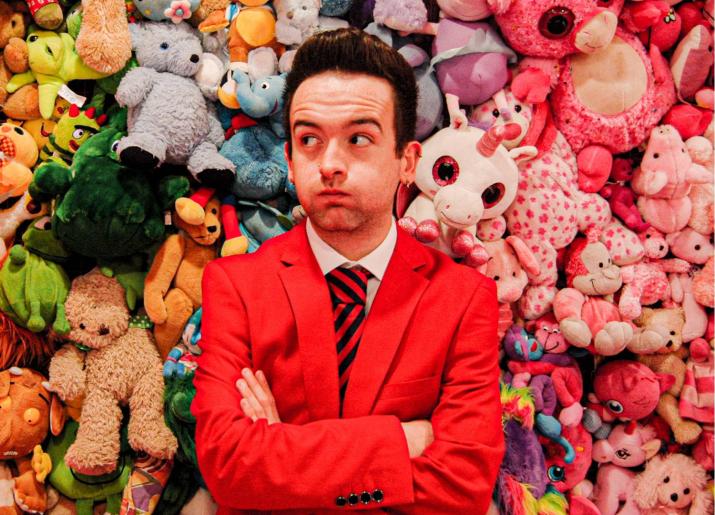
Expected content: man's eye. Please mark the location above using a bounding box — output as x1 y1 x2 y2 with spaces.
300 135 318 147
350 135 371 146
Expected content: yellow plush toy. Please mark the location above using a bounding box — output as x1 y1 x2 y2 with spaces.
0 122 38 204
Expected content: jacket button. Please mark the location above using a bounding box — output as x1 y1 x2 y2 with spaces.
360 491 372 504
335 496 347 507
372 489 384 503
348 493 359 506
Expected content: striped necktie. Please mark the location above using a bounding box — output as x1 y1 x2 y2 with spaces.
326 266 371 413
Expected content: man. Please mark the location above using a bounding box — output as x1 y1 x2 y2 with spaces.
192 28 504 514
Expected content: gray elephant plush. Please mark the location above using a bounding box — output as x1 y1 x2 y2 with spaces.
115 22 235 189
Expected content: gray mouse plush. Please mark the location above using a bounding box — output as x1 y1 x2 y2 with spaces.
115 22 235 189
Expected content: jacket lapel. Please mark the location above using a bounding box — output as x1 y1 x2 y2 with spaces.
341 230 430 418
278 223 340 420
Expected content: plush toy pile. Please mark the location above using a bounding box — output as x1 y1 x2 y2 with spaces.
0 0 712 513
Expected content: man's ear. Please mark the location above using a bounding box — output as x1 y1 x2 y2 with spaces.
399 140 421 185
284 141 294 184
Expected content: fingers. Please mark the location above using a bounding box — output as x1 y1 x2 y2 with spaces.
236 378 264 421
236 368 281 424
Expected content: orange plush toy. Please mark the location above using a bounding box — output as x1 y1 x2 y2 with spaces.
0 367 64 515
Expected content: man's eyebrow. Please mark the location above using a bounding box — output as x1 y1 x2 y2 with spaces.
292 118 383 132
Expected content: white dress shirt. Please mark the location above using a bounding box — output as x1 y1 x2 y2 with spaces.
306 218 397 314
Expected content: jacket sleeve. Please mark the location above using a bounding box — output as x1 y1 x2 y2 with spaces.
386 278 505 514
192 261 415 511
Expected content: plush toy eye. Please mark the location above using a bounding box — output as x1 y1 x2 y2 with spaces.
695 244 701 251
552 328 559 333
72 128 84 139
493 275 500 281
538 7 575 39
160 42 169 50
684 488 690 494
432 156 459 186
29 34 38 43
13 127 23 135
512 271 517 277
547 465 565 482
211 208 218 214
615 448 631 459
110 140 120 154
24 407 40 425
645 233 651 238
492 109 500 117
606 400 624 413
664 476 670 483
653 153 659 158
482 183 505 209
260 82 270 90
599 262 604 268
514 105 522 113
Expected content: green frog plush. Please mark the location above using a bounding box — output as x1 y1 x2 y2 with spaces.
29 111 190 259
0 216 71 333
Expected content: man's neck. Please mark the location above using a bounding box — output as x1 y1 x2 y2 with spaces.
309 217 393 261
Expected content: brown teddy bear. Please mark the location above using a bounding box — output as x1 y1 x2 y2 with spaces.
0 367 63 514
637 309 702 445
0 2 39 120
144 197 223 359
47 269 177 476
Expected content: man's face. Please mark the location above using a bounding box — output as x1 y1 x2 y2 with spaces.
286 72 419 234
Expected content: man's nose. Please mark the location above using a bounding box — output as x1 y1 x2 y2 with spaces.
319 140 347 181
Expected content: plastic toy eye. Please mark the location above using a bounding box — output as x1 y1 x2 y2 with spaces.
547 465 565 482
260 82 270 90
72 128 85 139
160 42 169 50
13 127 23 135
653 153 660 158
606 400 624 413
110 140 120 154
664 476 670 483
538 7 575 39
493 275 500 281
24 407 40 425
432 156 459 186
482 183 505 209
492 109 500 117
29 34 38 42
514 105 522 113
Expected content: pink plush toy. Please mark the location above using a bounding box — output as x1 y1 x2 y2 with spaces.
478 236 540 339
670 25 714 101
525 312 569 354
599 158 651 232
398 124 535 267
679 338 714 425
622 0 682 52
685 127 714 236
618 228 691 320
592 422 662 515
470 88 611 318
632 125 712 234
666 228 714 265
491 0 676 193
552 230 634 356
541 423 592 492
585 360 675 434
692 257 714 308
667 271 708 342
633 453 712 514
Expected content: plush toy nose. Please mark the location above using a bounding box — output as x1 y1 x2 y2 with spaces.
207 226 217 233
670 493 678 502
190 54 200 63
99 326 109 336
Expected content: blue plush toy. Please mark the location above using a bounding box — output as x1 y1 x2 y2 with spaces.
132 0 201 23
232 69 287 137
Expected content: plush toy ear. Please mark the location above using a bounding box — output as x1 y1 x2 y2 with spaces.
128 23 144 51
641 438 661 460
49 394 66 436
657 373 676 394
508 145 538 163
505 236 540 276
633 457 661 509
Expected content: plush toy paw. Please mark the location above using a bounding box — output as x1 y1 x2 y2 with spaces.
560 318 593 348
195 168 235 191
593 321 633 356
451 230 475 257
463 245 490 267
119 146 160 170
128 424 178 460
13 468 47 514
577 146 612 193
397 216 418 236
414 220 440 243
511 68 551 103
643 171 669 195
628 329 664 354
619 297 643 320
175 197 206 226
221 235 249 257
672 420 703 445
64 440 118 476
559 402 584 427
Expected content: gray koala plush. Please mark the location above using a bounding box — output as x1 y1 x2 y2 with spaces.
115 22 235 189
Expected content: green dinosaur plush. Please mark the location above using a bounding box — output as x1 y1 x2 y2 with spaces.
5 29 110 119
29 111 190 259
0 216 71 333
47 419 132 515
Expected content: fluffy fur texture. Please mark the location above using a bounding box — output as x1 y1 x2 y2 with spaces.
630 307 685 355
685 128 714 236
115 22 235 188
48 269 177 475
633 454 712 514
75 0 132 75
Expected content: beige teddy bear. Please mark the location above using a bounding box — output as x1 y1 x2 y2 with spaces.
47 269 177 475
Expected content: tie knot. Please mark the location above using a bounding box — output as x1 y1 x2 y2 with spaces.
327 267 371 306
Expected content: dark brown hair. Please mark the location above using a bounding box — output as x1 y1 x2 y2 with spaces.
282 27 418 156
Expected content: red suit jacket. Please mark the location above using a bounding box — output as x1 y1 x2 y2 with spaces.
192 221 504 514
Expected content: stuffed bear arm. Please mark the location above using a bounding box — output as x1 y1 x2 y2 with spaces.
275 20 304 46
206 101 226 147
5 70 35 93
144 234 186 325
115 67 159 108
658 258 691 274
553 288 586 321
29 162 72 201
47 344 87 402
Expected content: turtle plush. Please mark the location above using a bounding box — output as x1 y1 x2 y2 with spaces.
0 215 71 334
29 110 190 259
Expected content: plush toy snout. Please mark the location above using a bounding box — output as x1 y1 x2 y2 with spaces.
573 9 618 54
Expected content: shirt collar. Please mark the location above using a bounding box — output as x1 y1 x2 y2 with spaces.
305 217 397 280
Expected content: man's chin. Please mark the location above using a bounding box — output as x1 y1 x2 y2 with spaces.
308 211 363 233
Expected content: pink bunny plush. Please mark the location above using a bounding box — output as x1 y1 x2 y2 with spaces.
666 228 714 265
470 88 611 318
632 125 712 234
491 0 676 193
398 123 535 267
618 228 691 320
552 229 634 356
592 422 662 515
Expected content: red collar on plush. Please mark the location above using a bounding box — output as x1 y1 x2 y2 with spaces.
225 113 259 139
521 102 558 155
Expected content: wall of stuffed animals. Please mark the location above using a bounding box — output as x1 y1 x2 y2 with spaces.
0 0 713 512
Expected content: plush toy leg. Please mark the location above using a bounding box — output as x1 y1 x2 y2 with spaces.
175 188 215 226
75 0 132 75
75 499 95 515
593 322 633 356
577 145 612 193
106 493 122 514
26 300 47 333
127 364 178 460
187 141 236 191
220 196 248 257
52 301 71 335
153 289 194 360
26 0 63 30
118 133 167 170
682 292 708 342
657 393 702 444
65 388 122 475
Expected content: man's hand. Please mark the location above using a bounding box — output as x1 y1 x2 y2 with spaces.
401 420 434 458
236 368 282 425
